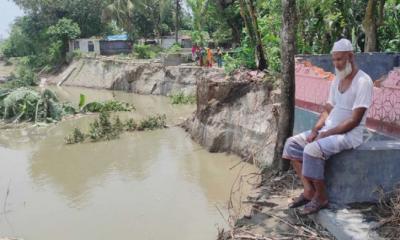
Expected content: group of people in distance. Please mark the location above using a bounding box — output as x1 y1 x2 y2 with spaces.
191 45 223 68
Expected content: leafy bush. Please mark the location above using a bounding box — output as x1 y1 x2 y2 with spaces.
88 111 120 141
222 39 257 74
223 53 240 75
66 50 83 63
137 114 167 131
113 116 125 134
125 119 138 131
65 128 86 144
165 43 182 54
3 63 39 88
81 100 135 113
65 113 168 144
134 44 157 59
169 92 196 104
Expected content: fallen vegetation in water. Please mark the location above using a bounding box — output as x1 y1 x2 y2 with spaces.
65 112 167 144
169 91 196 105
81 99 135 113
0 87 76 123
0 89 134 125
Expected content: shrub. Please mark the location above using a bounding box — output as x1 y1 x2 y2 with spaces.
65 113 168 144
66 50 83 63
166 43 182 54
81 100 135 113
222 41 257 74
3 64 38 88
169 92 196 104
137 114 167 131
88 111 119 141
133 44 157 59
125 119 137 131
65 128 86 144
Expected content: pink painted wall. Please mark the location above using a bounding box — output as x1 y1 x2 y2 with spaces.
295 60 400 135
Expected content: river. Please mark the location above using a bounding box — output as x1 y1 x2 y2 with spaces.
0 86 257 240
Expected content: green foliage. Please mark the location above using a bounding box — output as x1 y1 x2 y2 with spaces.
65 113 167 144
88 111 120 141
165 43 182 54
137 114 167 131
1 16 81 71
169 92 196 104
3 63 39 89
0 87 68 123
1 18 35 58
81 100 134 113
125 118 138 131
191 31 209 45
78 94 86 110
47 18 81 42
378 1 400 52
222 53 239 75
133 44 157 59
113 116 125 134
222 39 257 74
65 128 86 144
66 50 83 63
102 0 189 40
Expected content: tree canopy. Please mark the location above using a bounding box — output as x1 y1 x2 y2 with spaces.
1 0 399 72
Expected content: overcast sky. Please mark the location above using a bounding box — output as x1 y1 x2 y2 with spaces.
0 0 24 39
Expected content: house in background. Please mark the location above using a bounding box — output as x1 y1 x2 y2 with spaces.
68 34 132 56
69 38 101 54
138 34 192 49
159 34 192 49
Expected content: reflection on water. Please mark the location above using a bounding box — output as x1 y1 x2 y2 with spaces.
0 87 257 240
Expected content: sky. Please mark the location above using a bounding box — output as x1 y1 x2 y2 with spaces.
0 0 24 39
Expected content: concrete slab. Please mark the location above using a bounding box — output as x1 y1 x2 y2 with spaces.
311 208 383 240
326 140 400 204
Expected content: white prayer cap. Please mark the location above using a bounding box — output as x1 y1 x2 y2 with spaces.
331 38 353 53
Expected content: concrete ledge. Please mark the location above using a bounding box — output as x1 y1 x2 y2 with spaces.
326 141 400 204
311 209 383 240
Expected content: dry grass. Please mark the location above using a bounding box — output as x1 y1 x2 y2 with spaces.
373 185 400 239
217 169 334 240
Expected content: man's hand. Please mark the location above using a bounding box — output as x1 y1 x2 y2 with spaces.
306 130 318 143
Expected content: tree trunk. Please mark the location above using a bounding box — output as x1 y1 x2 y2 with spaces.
362 0 385 52
239 0 256 44
272 0 296 171
239 0 267 70
175 0 180 43
246 0 267 70
216 0 241 44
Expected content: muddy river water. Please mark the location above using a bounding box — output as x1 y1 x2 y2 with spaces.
0 86 257 240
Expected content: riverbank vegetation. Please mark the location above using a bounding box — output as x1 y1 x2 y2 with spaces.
0 85 135 125
65 112 167 144
169 91 196 104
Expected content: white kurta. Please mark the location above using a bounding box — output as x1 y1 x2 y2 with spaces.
325 70 374 148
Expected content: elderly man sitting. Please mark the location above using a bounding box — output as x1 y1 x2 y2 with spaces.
282 39 374 215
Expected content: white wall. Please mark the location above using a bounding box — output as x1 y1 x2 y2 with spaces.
69 39 100 54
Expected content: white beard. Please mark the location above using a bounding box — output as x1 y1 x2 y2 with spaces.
335 61 352 80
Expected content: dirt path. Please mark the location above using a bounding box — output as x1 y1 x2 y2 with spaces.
218 170 335 240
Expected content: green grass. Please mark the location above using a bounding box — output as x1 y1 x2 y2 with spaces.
169 92 196 105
